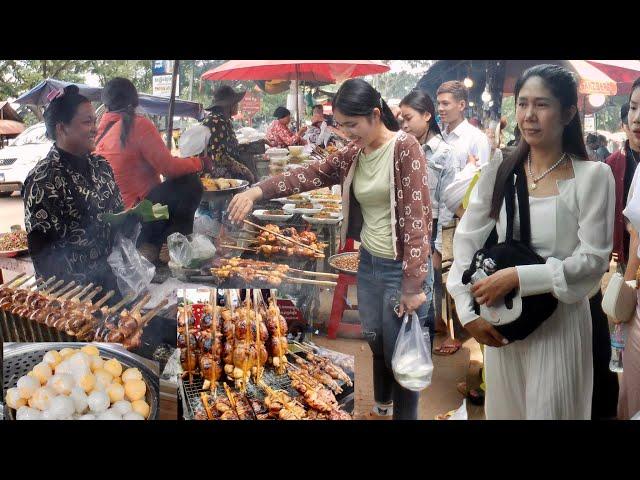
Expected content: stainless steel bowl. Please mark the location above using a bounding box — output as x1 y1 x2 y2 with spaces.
2 342 160 420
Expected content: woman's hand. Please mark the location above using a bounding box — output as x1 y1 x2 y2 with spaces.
398 292 426 317
470 267 519 307
227 186 263 225
464 317 509 347
199 154 214 173
298 125 308 135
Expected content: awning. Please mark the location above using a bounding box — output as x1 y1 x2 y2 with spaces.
503 60 618 96
14 78 204 119
0 119 25 135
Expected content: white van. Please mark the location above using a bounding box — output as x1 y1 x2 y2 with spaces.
0 123 52 197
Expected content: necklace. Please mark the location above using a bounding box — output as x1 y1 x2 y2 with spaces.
527 152 567 190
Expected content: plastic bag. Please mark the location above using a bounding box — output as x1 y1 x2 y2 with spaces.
447 400 468 420
107 223 155 298
442 163 480 214
103 199 169 226
392 312 434 391
167 232 217 269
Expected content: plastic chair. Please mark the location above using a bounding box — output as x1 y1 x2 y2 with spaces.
327 238 361 339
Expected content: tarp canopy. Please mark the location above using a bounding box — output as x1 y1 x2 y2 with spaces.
0 119 25 135
14 78 203 119
0 101 24 122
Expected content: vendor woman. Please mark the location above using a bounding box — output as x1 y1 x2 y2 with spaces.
200 85 255 183
265 106 308 148
228 79 433 420
23 85 125 294
95 77 209 263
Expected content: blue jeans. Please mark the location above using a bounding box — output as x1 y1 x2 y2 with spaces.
357 247 431 420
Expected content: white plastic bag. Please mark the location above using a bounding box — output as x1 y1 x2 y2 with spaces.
447 400 468 420
442 163 479 214
392 312 434 391
167 232 217 269
107 224 155 298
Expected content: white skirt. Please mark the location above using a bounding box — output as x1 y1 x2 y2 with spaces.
484 298 593 420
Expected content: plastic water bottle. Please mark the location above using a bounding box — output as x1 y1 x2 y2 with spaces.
610 323 626 373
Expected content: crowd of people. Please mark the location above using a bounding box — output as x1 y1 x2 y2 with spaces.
17 62 640 420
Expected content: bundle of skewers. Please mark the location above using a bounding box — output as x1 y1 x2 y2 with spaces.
209 257 337 288
219 221 327 259
0 273 168 349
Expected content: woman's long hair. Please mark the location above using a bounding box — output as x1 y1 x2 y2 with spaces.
399 88 442 139
101 77 140 148
333 78 399 131
489 64 589 219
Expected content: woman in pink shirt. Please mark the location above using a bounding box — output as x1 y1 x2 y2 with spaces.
95 77 211 262
265 106 308 148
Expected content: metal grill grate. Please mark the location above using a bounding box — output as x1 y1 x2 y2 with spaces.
0 158 17 167
179 351 353 420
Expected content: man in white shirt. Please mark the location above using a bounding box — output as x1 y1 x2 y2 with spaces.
437 80 491 169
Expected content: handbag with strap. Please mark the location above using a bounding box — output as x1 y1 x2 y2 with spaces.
602 273 637 324
461 163 558 342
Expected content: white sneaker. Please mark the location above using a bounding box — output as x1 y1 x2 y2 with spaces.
372 402 393 417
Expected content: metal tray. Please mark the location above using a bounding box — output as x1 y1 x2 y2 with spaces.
2 342 160 420
201 179 249 199
328 252 359 275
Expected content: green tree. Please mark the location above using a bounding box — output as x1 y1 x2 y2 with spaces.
0 60 93 121
89 60 152 93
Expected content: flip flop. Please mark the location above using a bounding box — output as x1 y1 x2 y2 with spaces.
434 338 462 356
435 409 457 420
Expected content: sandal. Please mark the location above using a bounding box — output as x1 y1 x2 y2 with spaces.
435 409 457 420
433 338 462 356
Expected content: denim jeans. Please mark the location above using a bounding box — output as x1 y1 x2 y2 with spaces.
357 247 431 420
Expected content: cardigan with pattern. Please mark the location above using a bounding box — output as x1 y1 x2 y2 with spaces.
258 130 432 294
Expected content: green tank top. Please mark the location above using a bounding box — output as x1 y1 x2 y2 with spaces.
353 137 396 259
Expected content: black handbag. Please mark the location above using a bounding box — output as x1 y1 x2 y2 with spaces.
461 164 558 342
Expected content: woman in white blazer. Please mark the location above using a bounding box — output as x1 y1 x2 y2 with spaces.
446 64 615 419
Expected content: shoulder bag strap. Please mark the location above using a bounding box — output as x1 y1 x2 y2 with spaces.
95 120 119 146
514 163 532 245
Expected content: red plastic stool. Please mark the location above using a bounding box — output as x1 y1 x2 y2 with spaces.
328 239 361 339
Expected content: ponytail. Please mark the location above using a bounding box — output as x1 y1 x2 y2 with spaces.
119 105 136 148
333 78 398 131
379 98 399 131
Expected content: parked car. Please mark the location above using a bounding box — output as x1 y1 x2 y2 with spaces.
0 122 52 197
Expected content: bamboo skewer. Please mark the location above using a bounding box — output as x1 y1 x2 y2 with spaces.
282 276 336 287
107 292 136 315
70 283 94 302
288 268 339 279
185 304 193 386
79 286 103 304
242 219 324 255
94 290 115 309
0 272 26 288
219 244 258 252
43 279 65 295
51 281 76 299
139 298 169 327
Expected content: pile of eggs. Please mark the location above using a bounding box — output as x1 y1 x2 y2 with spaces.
5 345 151 420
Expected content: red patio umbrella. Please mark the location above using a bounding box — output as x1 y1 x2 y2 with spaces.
586 60 640 96
201 60 390 127
201 60 389 82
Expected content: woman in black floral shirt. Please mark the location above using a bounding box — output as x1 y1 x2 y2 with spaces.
201 85 255 183
22 85 126 297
